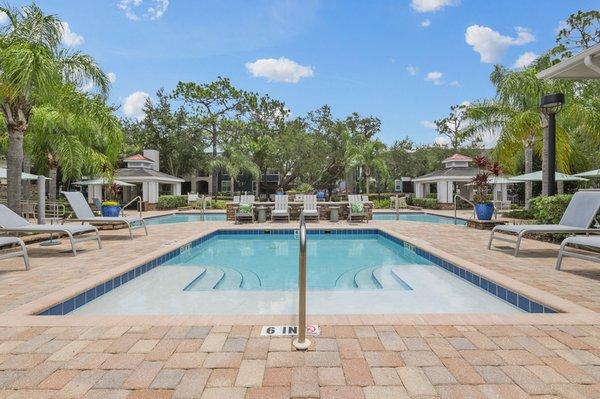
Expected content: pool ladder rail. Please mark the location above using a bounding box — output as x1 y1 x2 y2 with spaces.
293 215 310 350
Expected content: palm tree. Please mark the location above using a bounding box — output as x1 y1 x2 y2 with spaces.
26 85 122 200
209 146 260 194
0 4 109 212
346 138 389 195
467 67 573 206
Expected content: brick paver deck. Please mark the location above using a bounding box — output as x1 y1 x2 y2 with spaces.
0 213 599 397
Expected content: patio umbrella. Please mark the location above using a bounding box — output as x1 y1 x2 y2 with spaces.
72 178 135 187
0 167 49 181
509 171 588 182
574 169 600 178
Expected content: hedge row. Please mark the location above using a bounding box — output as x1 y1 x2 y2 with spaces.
157 195 188 210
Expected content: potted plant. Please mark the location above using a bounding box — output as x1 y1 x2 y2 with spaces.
471 155 501 221
101 182 122 217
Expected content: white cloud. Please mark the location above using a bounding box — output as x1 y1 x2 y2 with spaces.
411 0 458 13
434 135 450 146
460 100 471 107
117 0 169 21
465 25 535 63
449 80 461 87
555 20 568 34
245 57 314 83
107 72 117 84
425 71 443 85
123 91 149 120
0 11 8 25
513 51 537 68
79 80 94 93
406 65 419 75
420 19 431 27
420 120 437 129
60 22 84 47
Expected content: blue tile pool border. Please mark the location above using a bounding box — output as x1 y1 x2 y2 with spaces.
38 228 556 315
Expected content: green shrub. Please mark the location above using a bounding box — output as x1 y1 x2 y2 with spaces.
426 193 438 199
157 195 188 210
288 183 314 194
529 194 572 224
502 209 535 220
372 198 390 209
411 197 440 209
211 199 227 209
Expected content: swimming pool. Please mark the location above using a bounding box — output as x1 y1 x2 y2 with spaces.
146 212 464 225
373 212 465 225
145 213 227 224
59 229 552 315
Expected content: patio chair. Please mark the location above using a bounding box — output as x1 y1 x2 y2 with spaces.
556 235 600 270
391 196 408 209
271 195 290 222
301 195 320 222
62 191 148 239
488 190 600 256
0 205 101 256
233 195 240 203
235 195 255 223
187 192 199 204
0 236 30 270
348 195 368 223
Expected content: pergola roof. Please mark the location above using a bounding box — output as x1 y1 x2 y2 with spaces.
116 168 184 183
442 153 472 162
536 43 600 80
509 171 588 182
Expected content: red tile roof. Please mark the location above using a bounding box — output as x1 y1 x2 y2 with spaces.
124 154 154 162
442 153 472 162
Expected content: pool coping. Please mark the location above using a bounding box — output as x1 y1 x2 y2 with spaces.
1 225 597 327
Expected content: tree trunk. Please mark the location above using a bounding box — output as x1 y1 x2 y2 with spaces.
211 129 218 195
7 130 23 214
540 114 551 196
365 174 370 195
22 156 31 201
524 145 533 209
48 167 58 201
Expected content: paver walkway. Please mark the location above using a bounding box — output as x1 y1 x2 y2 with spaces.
0 215 599 397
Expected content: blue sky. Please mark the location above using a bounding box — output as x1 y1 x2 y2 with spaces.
10 0 597 145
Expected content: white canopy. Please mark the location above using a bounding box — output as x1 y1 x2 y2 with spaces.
73 178 135 187
510 171 588 182
537 43 600 80
466 176 521 185
574 169 600 178
0 167 48 181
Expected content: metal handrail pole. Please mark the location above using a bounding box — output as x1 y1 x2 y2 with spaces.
293 214 310 350
121 196 143 218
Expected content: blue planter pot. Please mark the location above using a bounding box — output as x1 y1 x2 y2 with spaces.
474 203 494 221
101 205 121 217
316 191 326 201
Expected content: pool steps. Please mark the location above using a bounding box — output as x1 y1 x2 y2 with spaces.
186 264 419 291
354 267 382 289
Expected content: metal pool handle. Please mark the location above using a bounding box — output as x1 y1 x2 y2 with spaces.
293 214 311 350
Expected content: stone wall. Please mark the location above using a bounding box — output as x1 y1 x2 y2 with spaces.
226 201 373 222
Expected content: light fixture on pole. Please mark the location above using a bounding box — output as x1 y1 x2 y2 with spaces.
539 93 564 196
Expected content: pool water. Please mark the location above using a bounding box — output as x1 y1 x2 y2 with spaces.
146 212 464 225
373 212 465 225
175 234 422 290
72 231 524 315
146 213 226 224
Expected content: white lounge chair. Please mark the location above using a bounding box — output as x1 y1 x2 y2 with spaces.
233 195 240 203
62 191 148 239
301 195 319 222
235 195 255 223
348 195 368 223
271 195 290 222
0 236 30 269
0 205 101 256
187 193 199 204
488 190 600 256
556 235 600 270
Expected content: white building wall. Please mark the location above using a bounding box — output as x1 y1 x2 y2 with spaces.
173 183 181 195
147 182 159 203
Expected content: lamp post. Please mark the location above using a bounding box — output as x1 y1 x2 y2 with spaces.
539 93 564 196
